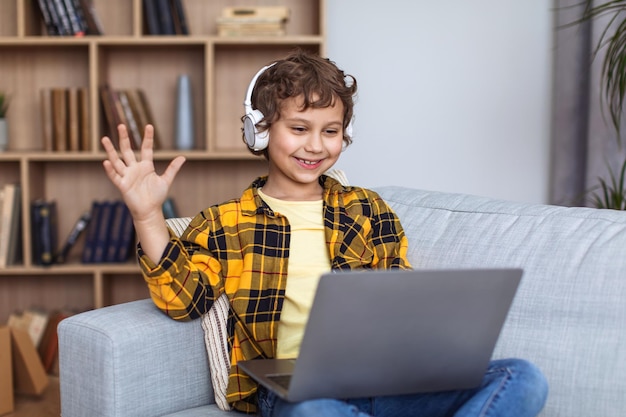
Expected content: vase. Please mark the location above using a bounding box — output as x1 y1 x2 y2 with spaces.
175 74 194 150
0 118 7 151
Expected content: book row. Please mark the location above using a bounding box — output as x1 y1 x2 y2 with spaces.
40 87 90 152
0 191 183 268
32 199 136 266
33 0 191 37
144 0 190 35
7 307 79 377
99 84 162 151
34 0 104 36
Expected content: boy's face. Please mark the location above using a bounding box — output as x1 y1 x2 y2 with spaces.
263 94 345 200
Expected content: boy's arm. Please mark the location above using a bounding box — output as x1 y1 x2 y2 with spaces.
138 231 224 321
369 192 412 269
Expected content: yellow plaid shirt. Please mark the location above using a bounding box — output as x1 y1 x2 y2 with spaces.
138 175 412 413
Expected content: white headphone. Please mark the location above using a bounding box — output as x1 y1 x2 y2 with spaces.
243 63 275 151
243 62 354 151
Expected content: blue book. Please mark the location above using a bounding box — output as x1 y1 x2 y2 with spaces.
115 204 136 262
92 201 115 263
81 201 102 263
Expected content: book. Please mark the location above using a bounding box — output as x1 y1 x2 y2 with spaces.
40 89 54 151
70 0 89 34
123 89 147 140
51 88 68 151
99 84 120 147
42 0 66 35
115 204 135 262
136 89 161 148
118 90 142 149
5 185 22 267
143 0 161 35
110 90 128 135
55 210 91 264
42 201 58 266
216 6 289 37
35 0 59 35
77 0 104 35
30 200 58 266
104 200 125 262
78 87 90 151
61 0 85 36
81 201 102 263
155 0 175 34
37 310 70 373
92 200 115 263
0 184 22 268
21 309 49 348
67 87 80 151
50 0 74 36
170 0 189 35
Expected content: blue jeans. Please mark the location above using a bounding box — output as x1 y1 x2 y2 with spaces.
257 358 548 417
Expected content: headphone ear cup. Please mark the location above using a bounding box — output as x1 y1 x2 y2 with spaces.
243 109 269 150
345 118 354 139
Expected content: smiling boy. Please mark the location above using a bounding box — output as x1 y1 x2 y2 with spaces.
101 49 547 417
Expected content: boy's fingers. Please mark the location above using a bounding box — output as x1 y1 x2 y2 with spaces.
140 124 155 160
161 156 186 185
117 124 136 162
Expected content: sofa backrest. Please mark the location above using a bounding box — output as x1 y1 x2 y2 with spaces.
375 186 626 417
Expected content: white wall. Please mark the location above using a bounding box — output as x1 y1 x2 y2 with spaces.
326 1 553 203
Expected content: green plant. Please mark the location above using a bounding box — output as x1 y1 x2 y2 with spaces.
589 157 626 209
572 1 626 209
0 92 9 118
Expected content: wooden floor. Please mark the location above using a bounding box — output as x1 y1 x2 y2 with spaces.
4 376 60 417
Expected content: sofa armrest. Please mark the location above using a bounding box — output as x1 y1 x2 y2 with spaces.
58 299 213 417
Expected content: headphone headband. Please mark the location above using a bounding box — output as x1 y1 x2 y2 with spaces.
243 63 276 117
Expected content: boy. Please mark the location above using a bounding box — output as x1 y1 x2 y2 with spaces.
101 49 547 416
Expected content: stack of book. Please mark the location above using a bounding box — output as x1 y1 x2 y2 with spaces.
0 184 22 268
40 87 90 152
30 199 135 266
8 307 76 375
81 200 135 264
216 6 289 37
143 0 189 35
99 84 161 151
34 0 104 36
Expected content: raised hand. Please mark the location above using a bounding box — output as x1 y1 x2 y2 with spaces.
102 124 186 262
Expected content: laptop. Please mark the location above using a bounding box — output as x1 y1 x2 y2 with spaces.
237 268 522 402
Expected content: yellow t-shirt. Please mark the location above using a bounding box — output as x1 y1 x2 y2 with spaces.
258 189 330 358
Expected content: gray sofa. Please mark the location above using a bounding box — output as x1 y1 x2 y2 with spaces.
58 185 626 417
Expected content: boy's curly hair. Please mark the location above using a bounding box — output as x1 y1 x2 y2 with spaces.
243 48 357 157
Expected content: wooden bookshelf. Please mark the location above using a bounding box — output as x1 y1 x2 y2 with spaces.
0 0 325 323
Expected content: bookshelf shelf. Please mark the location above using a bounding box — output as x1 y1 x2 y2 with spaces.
0 0 324 322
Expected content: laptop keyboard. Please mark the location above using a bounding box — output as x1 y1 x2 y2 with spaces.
267 374 292 389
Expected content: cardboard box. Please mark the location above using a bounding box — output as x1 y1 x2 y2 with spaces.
0 326 14 415
10 327 48 395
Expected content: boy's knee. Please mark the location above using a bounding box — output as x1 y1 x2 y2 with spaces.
502 358 549 411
